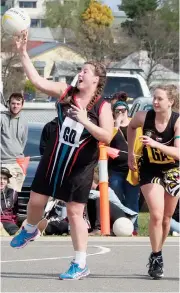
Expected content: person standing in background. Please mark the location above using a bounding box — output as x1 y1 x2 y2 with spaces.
1 93 28 192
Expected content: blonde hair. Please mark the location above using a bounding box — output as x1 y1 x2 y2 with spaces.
155 84 179 112
60 61 107 110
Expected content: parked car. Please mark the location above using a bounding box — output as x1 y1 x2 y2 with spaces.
129 97 153 118
72 68 151 108
17 122 45 224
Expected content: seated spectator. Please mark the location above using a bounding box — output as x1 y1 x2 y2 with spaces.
43 198 90 236
108 92 140 234
42 199 69 235
0 167 19 236
87 171 138 236
170 200 180 236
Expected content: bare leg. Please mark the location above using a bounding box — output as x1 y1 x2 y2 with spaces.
27 191 49 225
141 183 164 252
162 192 179 246
66 202 88 252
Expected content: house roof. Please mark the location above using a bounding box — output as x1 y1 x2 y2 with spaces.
51 61 83 76
29 28 56 42
28 42 62 58
27 41 44 51
116 51 179 82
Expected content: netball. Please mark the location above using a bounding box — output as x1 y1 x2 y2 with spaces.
2 8 31 36
113 217 134 236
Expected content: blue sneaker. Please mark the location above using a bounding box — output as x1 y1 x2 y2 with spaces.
59 262 90 280
10 227 39 249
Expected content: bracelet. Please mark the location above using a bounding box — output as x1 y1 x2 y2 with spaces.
174 136 180 140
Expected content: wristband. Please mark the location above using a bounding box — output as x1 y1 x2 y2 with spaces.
174 136 180 140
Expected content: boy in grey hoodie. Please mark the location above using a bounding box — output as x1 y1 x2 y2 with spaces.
1 93 28 191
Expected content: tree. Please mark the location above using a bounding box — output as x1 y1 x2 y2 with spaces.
24 80 36 94
159 0 179 31
73 0 116 61
45 0 81 43
82 0 114 26
120 0 158 19
131 12 178 85
1 33 25 98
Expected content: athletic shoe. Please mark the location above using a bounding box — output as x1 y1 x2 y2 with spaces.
89 229 101 236
147 253 164 279
59 262 90 280
10 227 39 249
132 230 138 236
172 231 180 237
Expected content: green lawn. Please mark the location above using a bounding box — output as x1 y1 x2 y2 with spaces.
138 212 149 236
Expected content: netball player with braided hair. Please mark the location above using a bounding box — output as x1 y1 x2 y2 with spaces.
10 31 113 280
127 84 180 279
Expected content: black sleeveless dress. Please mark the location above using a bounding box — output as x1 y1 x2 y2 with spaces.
31 86 107 203
139 110 180 196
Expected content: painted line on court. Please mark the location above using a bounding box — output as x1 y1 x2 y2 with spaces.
1 244 178 247
1 245 110 263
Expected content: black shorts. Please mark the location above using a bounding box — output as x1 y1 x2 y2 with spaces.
139 166 180 197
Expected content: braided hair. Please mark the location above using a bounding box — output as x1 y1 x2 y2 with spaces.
60 61 107 110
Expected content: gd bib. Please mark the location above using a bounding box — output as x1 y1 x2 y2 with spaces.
60 117 84 147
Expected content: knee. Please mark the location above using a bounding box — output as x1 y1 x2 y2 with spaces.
67 203 84 221
28 192 47 209
150 212 163 225
163 215 171 227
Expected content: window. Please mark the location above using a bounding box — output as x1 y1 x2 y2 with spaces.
31 19 46 28
66 76 74 84
36 68 44 77
24 126 43 157
31 19 39 27
143 104 153 111
103 77 143 101
129 103 140 118
19 2 37 8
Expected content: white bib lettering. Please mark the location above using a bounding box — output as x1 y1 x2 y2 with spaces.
60 117 84 147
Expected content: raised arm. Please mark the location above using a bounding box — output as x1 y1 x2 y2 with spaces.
16 31 68 97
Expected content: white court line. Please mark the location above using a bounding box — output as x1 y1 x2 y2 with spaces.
1 245 110 264
1 244 178 247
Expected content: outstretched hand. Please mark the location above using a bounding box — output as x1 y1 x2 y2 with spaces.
14 30 28 54
70 104 89 125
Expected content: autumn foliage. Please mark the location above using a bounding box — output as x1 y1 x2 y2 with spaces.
82 0 114 26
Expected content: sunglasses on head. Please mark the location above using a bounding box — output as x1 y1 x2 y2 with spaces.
114 108 127 114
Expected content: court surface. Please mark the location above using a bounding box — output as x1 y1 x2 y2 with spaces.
1 237 179 292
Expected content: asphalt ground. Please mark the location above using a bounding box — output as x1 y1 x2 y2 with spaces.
1 236 179 292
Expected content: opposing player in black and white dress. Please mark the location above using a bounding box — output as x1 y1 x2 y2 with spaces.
10 31 113 280
127 85 180 279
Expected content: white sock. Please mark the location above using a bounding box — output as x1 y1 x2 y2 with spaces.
74 251 86 268
24 223 37 233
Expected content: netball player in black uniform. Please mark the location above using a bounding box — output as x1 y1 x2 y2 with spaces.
127 85 180 279
10 31 113 280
